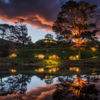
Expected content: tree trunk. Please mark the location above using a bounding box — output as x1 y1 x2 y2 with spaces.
78 48 81 59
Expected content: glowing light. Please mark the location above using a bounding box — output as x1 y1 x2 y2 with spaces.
35 68 44 72
91 73 97 75
45 75 55 79
10 69 17 73
76 68 80 72
72 76 87 96
49 55 59 60
69 67 80 72
69 55 79 60
43 59 60 68
76 55 79 60
9 53 17 58
44 40 48 43
35 54 45 59
69 56 74 60
69 67 74 71
91 47 96 52
44 40 56 43
44 59 59 65
48 67 59 73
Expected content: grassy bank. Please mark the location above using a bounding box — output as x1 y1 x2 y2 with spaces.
0 47 100 66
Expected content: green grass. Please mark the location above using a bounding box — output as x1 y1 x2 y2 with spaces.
0 47 100 64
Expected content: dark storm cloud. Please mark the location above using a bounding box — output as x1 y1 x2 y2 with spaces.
0 0 63 30
0 0 100 31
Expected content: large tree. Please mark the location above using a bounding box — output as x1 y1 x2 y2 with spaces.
53 1 100 59
9 19 32 45
0 24 11 39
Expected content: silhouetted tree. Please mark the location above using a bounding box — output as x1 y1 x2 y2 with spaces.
45 33 53 40
0 24 11 39
53 1 100 59
9 19 32 45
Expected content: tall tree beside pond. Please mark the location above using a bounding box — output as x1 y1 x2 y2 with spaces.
53 1 100 59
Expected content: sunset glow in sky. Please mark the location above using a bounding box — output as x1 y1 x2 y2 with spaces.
0 0 100 42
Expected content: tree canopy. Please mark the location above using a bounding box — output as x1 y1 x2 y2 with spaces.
53 1 100 49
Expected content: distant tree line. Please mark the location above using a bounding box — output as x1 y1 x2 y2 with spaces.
0 19 32 45
0 19 32 57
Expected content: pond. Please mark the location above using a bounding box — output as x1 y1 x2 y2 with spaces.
0 65 100 97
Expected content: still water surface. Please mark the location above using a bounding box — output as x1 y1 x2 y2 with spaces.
0 65 100 96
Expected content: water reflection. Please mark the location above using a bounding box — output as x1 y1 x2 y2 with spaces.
0 65 100 99
0 74 31 96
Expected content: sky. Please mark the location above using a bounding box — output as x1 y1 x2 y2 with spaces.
0 0 100 42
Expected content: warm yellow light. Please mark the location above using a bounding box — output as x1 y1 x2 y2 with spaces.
69 55 79 60
9 53 17 58
45 75 55 79
69 67 74 71
91 47 96 52
48 67 59 73
35 54 45 59
10 69 17 73
76 55 79 60
49 55 59 60
91 73 96 75
35 68 44 72
69 56 74 60
44 40 48 43
76 68 80 72
49 69 52 73
72 77 87 88
69 67 80 72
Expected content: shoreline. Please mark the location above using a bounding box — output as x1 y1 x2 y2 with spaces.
0 61 100 67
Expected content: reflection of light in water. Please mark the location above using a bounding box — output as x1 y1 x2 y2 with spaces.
72 76 87 96
43 59 60 68
9 53 17 58
91 73 97 75
69 67 80 72
48 67 59 73
9 69 17 73
45 75 56 79
35 68 45 72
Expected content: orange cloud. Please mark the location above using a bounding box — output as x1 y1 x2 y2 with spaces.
35 14 53 26
0 14 53 31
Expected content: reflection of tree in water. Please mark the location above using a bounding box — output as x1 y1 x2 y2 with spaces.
53 75 98 100
45 78 53 84
0 74 31 96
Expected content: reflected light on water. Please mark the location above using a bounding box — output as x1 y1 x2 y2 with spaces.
9 69 17 73
69 67 80 72
35 68 45 72
9 53 17 58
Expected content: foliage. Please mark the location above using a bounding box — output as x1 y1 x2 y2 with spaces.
45 33 53 40
53 1 100 49
9 22 32 45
